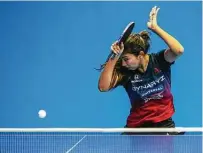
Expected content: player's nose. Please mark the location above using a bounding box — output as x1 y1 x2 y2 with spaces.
122 61 127 67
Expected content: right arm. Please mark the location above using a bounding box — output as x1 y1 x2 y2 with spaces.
98 42 124 92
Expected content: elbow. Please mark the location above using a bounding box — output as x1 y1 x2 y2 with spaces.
172 46 184 56
177 46 184 55
98 83 110 92
98 88 109 92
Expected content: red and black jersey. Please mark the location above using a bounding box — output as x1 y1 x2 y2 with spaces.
123 50 175 127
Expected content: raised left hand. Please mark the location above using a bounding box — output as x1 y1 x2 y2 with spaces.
147 6 160 30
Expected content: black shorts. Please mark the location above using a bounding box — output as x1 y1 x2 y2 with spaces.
122 118 185 135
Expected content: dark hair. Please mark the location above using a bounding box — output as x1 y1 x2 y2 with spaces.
97 30 151 89
98 30 151 71
124 30 151 55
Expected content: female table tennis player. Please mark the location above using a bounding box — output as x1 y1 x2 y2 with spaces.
98 6 184 135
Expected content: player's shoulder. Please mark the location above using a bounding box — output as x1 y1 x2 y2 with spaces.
149 49 166 57
148 49 169 68
149 49 166 62
149 49 174 70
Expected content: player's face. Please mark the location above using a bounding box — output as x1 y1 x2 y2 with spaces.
121 53 140 70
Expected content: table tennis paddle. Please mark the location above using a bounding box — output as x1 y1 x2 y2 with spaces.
108 22 135 60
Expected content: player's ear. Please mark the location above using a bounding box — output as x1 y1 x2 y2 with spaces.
139 51 145 56
138 51 145 59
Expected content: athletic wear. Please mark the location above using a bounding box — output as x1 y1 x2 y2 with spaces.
122 50 175 127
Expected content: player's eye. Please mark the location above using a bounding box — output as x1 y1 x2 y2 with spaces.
123 58 129 62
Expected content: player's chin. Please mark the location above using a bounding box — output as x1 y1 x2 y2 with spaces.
127 67 136 70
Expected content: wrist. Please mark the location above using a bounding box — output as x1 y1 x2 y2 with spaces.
111 53 121 60
151 25 161 33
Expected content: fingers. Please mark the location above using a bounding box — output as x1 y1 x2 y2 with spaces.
152 6 157 15
148 6 160 30
149 6 160 19
110 41 124 55
156 7 160 15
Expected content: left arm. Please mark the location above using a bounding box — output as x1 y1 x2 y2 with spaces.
147 6 184 63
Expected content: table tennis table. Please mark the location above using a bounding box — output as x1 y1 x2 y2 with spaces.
0 132 202 153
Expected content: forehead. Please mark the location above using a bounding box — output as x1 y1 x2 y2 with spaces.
121 53 134 58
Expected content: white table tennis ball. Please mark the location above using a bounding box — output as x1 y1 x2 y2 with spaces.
38 110 46 118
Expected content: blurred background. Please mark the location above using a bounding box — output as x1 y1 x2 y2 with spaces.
0 1 202 128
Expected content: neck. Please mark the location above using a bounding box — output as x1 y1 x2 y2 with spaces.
138 54 149 73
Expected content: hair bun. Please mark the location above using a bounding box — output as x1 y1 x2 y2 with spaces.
139 30 151 52
139 30 151 42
